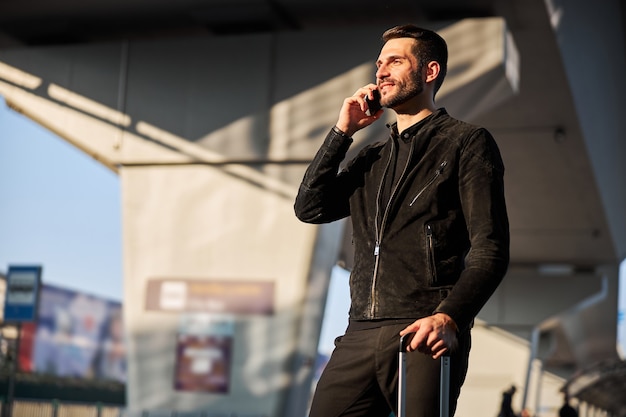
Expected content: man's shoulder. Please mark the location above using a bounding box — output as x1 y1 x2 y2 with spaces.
433 108 487 135
433 109 504 170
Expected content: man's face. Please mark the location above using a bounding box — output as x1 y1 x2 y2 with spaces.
375 38 424 109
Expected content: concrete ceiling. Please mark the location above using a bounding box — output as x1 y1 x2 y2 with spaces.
1 0 624 414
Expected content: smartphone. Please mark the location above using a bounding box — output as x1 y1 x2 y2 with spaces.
365 89 382 116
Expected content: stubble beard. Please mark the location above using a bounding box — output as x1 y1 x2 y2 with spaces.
380 71 424 111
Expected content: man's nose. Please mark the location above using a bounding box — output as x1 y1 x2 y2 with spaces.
375 65 389 81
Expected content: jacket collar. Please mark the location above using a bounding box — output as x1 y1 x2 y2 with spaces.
387 108 448 143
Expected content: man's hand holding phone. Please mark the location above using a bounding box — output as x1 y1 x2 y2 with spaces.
335 84 383 137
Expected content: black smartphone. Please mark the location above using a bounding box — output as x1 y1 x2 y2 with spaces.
365 89 382 116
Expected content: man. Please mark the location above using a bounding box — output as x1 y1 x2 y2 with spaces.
294 24 510 417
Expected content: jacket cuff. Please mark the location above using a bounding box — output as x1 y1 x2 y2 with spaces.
323 126 353 153
331 125 351 139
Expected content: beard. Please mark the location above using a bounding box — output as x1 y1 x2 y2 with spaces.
380 71 424 110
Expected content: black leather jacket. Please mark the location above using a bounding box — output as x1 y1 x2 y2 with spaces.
294 109 509 332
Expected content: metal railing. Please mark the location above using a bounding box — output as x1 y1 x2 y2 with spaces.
0 401 271 417
0 399 123 417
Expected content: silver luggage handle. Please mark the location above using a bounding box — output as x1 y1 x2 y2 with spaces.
398 333 450 417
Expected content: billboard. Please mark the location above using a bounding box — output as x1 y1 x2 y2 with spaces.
18 284 126 382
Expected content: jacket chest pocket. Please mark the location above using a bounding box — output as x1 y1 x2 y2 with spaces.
409 161 448 207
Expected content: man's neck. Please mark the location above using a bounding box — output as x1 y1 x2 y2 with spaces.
396 107 435 133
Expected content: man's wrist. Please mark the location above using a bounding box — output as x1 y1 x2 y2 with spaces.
434 312 458 332
333 125 353 138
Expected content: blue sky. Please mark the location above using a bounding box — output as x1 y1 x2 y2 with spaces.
0 98 351 354
0 99 123 302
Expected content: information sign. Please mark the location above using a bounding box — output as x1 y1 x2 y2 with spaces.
3 265 42 323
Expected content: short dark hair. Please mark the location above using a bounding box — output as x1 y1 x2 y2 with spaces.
382 25 448 96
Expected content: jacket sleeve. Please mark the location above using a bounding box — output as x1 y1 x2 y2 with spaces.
434 127 510 332
294 127 355 224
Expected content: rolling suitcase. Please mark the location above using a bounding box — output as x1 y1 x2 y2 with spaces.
398 333 451 417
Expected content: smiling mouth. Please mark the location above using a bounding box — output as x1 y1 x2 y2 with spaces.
378 82 394 92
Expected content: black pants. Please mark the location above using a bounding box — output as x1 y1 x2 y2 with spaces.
309 323 471 417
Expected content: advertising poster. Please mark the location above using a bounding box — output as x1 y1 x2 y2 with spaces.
18 284 126 382
173 313 234 393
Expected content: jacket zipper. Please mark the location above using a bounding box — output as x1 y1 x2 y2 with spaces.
426 224 436 285
370 138 415 316
409 161 448 206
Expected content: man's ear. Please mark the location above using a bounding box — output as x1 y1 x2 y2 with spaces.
425 61 440 84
